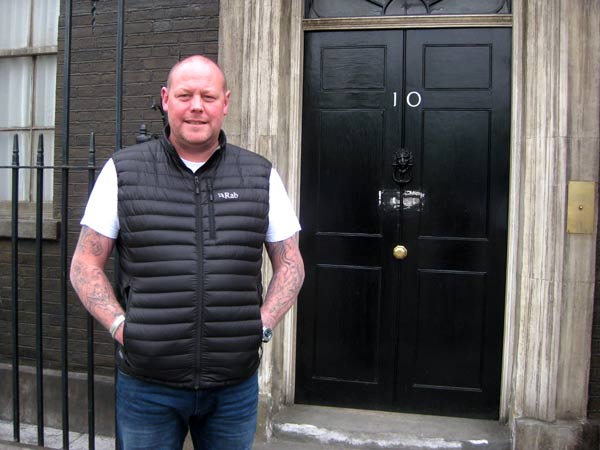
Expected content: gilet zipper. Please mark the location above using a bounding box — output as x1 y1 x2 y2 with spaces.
194 174 204 389
207 178 216 239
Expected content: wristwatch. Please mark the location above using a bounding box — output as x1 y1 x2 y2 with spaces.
262 326 273 343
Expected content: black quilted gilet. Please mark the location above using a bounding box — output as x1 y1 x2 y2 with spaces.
113 130 271 389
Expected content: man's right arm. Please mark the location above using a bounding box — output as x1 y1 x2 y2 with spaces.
70 225 125 344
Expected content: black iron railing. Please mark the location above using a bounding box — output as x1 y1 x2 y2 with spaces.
11 135 20 445
2 132 100 449
4 0 125 444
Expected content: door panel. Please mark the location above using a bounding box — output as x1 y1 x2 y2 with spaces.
297 30 403 409
414 270 486 389
318 110 383 234
423 45 492 89
397 29 510 418
313 265 381 383
297 28 511 419
421 110 490 238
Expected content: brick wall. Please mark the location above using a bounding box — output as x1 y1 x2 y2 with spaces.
0 0 220 375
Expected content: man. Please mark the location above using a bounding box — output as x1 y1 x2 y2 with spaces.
70 55 304 450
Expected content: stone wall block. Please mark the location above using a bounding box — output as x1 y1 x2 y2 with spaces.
560 1 600 140
514 275 562 420
557 278 596 418
567 138 600 182
513 418 599 450
520 135 567 281
523 2 561 139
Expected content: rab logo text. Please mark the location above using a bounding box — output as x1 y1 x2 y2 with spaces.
217 192 239 199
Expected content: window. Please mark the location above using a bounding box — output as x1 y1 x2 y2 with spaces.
0 0 60 216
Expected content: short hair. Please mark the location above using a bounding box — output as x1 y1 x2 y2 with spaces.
165 55 228 91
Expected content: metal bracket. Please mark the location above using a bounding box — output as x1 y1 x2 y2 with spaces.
567 181 596 234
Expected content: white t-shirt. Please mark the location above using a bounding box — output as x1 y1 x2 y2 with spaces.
81 158 301 242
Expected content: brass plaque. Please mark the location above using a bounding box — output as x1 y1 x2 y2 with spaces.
567 181 596 234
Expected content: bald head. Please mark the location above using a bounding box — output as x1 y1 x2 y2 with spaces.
160 53 231 161
166 55 228 92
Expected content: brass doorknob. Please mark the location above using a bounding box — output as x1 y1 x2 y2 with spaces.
393 245 408 260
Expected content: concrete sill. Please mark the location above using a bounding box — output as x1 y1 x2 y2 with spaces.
0 219 61 241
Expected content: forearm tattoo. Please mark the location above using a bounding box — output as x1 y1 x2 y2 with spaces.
263 237 305 328
71 227 123 328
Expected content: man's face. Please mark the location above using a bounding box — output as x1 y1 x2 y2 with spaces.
161 58 230 159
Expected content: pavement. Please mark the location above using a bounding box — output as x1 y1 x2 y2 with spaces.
0 420 113 450
0 434 324 450
0 404 512 449
0 421 335 450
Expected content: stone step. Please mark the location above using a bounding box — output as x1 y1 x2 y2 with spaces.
269 405 512 450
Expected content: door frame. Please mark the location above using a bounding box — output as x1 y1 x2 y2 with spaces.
294 12 515 422
296 27 511 417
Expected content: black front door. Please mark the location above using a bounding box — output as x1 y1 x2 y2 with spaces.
296 28 511 419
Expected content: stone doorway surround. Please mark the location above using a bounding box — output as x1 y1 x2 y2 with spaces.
218 0 600 448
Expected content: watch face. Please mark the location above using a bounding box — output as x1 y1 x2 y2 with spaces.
262 327 273 342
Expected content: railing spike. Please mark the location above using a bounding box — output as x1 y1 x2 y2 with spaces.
37 134 45 166
89 131 96 166
12 134 20 166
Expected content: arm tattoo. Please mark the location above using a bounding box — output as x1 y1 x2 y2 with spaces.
75 226 105 257
70 227 123 332
262 237 305 329
72 262 118 319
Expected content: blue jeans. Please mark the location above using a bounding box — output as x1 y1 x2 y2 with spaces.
116 370 258 450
